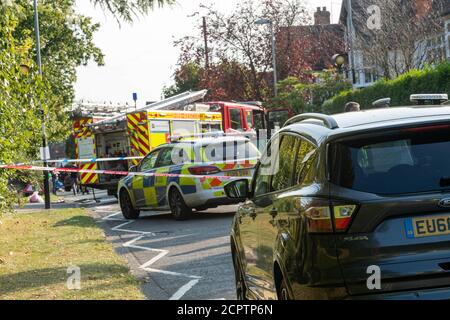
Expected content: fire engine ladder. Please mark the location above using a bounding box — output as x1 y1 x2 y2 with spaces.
86 90 208 128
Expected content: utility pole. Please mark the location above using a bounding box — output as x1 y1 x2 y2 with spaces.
202 17 209 70
33 0 51 209
255 18 278 97
347 0 356 86
270 22 278 97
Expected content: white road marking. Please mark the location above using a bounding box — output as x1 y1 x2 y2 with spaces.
169 279 201 301
102 212 124 221
101 211 202 300
144 268 201 279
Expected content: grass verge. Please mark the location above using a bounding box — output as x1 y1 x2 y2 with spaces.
0 209 145 300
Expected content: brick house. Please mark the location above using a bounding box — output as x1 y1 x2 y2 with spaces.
276 7 345 82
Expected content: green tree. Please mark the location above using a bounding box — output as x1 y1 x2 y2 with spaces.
13 0 104 142
92 0 174 23
163 62 202 98
0 3 43 211
0 0 173 213
272 71 351 114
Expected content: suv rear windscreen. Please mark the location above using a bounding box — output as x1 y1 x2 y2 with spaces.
330 125 450 195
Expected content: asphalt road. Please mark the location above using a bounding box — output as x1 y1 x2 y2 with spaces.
90 199 238 300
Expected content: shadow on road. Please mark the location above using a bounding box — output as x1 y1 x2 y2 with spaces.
138 211 236 222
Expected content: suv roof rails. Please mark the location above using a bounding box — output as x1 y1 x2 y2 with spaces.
283 113 339 129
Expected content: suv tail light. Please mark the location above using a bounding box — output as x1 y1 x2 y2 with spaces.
188 166 221 175
304 200 357 233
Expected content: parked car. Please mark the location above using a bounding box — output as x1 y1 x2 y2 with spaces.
118 135 260 220
226 97 450 300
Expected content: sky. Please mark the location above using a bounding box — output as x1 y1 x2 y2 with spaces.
74 0 343 107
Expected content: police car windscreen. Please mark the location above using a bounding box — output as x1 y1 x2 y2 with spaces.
329 125 450 195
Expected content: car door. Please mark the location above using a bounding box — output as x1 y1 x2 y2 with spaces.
134 149 160 208
256 134 300 297
237 135 279 299
152 146 175 208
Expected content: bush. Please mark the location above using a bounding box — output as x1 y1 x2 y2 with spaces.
323 62 450 114
270 71 352 115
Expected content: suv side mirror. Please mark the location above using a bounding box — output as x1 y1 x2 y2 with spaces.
129 165 138 173
224 179 250 200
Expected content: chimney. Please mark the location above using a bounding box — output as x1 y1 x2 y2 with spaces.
314 6 331 25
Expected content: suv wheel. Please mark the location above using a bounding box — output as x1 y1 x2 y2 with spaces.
120 190 140 220
169 188 192 220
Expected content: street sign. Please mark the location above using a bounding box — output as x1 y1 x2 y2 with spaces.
133 92 138 101
40 146 50 161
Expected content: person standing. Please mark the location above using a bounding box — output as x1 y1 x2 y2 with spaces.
344 102 361 112
70 170 79 196
51 172 58 195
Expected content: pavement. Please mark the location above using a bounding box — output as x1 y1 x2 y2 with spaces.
15 189 118 211
16 189 238 300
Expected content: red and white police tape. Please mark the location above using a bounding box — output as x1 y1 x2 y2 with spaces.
32 156 144 164
29 156 259 166
0 164 252 180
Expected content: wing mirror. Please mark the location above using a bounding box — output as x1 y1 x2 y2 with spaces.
224 179 250 201
129 165 138 173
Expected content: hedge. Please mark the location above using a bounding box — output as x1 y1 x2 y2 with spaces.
322 61 450 115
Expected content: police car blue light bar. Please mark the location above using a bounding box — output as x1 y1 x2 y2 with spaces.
410 94 448 104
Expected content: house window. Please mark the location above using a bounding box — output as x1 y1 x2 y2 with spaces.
354 71 360 85
365 71 373 84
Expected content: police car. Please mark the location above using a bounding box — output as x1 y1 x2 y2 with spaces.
118 135 260 220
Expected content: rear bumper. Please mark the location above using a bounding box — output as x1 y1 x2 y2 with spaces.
184 188 241 209
349 286 450 300
203 197 242 207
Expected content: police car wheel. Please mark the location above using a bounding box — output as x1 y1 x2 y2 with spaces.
169 188 192 221
120 190 140 220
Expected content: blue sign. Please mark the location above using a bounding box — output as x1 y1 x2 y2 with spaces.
132 92 138 101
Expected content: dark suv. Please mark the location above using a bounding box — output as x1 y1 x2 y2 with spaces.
225 104 450 300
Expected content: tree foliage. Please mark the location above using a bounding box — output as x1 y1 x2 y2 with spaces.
91 0 174 23
350 0 446 79
13 0 104 142
271 71 352 114
0 3 43 211
0 1 105 211
163 62 202 98
0 0 171 213
172 0 310 101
